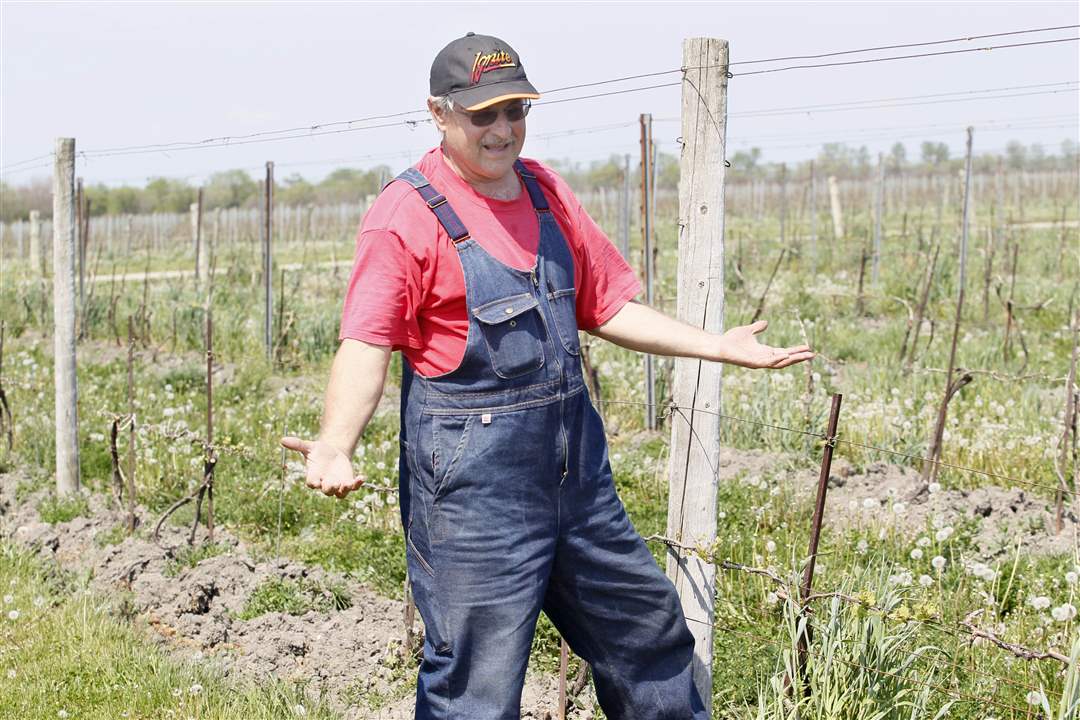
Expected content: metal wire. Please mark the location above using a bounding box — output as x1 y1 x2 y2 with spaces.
732 37 1079 77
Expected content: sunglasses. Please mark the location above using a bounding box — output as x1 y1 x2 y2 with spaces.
454 99 531 127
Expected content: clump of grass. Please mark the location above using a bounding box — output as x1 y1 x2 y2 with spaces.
38 492 90 524
164 541 231 577
93 523 129 548
238 576 351 621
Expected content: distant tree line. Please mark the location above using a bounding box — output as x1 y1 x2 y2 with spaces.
2 138 1075 223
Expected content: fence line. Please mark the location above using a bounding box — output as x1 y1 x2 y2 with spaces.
594 398 1079 500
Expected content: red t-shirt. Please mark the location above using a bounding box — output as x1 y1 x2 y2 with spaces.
338 146 641 377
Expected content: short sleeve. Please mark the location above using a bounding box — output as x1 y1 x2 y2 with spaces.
338 228 423 350
572 203 643 331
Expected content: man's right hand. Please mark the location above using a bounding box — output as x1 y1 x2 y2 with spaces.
280 437 366 498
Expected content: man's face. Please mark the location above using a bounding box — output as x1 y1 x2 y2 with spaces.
429 97 527 183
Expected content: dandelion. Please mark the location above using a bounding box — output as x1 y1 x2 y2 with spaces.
892 502 907 516
1025 690 1046 706
188 683 203 696
916 536 931 548
931 556 946 571
172 688 182 698
1030 596 1051 610
861 498 878 510
2 594 11 605
7 610 19 621
918 574 933 587
1051 604 1077 622
935 526 954 542
765 592 779 606
293 705 308 717
856 539 869 554
910 548 923 561
1066 571 1078 585
6 669 15 679
765 540 777 554
33 596 45 608
927 482 941 494
57 712 69 719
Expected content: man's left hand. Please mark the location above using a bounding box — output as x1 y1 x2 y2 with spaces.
717 320 815 369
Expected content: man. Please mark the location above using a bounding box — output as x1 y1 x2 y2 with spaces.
282 32 813 720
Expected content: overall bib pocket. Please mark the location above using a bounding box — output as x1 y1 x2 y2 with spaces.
472 292 546 379
546 285 580 355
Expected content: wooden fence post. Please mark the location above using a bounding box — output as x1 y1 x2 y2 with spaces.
29 210 42 277
828 175 844 241
666 37 728 714
53 139 80 496
620 153 631 260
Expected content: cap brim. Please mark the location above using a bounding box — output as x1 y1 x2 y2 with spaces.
452 80 540 111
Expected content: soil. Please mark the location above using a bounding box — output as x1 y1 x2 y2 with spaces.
718 447 1080 559
0 471 597 719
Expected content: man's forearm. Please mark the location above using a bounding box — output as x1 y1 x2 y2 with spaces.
589 300 725 361
319 338 392 457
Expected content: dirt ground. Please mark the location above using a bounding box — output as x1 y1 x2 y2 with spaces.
0 471 596 719
715 446 1080 559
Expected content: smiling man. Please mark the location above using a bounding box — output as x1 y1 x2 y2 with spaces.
282 32 813 719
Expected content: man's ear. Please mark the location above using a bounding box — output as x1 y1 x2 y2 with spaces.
427 97 449 134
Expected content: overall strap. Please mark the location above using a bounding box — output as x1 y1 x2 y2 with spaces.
394 167 471 244
514 160 551 213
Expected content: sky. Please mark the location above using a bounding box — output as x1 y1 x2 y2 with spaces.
1 1 1077 188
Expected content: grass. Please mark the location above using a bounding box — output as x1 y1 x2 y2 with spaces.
1 176 1077 716
0 542 337 720
237 576 351 621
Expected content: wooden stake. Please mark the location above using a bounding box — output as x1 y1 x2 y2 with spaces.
666 37 728 714
828 175 844 241
872 153 884 284
53 139 81 496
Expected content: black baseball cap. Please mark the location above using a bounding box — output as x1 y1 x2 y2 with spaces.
430 32 540 111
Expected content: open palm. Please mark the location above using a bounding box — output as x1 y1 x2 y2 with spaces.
720 320 815 369
280 436 366 498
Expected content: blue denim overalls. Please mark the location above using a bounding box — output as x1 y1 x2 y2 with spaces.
394 160 707 720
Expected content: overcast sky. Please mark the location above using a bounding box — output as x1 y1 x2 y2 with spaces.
2 1 1077 187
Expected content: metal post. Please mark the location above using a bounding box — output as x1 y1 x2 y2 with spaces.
809 161 818 271
796 393 843 693
53 139 80 496
620 153 631 260
872 153 884 283
264 162 274 359
639 113 656 431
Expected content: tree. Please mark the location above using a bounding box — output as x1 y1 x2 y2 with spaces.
204 169 258 209
1005 141 1027 170
920 141 949 166
279 173 316 206
730 147 762 176
888 142 907 170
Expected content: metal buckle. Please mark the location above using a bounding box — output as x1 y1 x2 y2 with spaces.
427 194 447 209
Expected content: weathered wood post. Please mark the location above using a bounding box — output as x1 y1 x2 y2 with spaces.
666 37 728 714
639 113 657 430
620 153 631 260
53 139 80 496
828 175 844 241
29 210 43 277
